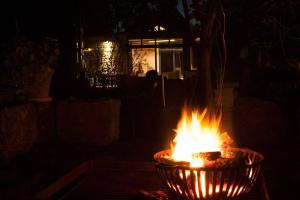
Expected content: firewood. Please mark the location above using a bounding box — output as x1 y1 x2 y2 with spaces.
158 157 189 167
192 151 221 161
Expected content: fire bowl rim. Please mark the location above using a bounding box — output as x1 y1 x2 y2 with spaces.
154 147 264 170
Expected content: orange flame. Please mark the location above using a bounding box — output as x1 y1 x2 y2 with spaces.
171 108 233 167
169 107 235 198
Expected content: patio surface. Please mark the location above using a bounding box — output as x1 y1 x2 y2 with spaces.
1 137 295 200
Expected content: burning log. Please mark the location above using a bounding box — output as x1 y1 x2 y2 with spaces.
157 151 245 168
192 151 221 161
195 151 245 168
216 151 245 167
158 157 189 167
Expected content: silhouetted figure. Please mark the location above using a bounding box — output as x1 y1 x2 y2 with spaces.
145 70 158 90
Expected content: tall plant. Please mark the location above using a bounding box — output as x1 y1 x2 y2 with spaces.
1 38 59 98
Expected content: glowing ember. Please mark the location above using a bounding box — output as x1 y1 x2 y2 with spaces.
171 108 234 167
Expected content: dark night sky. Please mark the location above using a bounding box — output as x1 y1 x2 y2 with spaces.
0 0 189 43
1 1 46 39
0 0 299 61
0 0 79 43
0 0 210 50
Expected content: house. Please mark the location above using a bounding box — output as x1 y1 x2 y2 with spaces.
77 5 200 88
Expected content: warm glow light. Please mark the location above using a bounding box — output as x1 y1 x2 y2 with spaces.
171 108 233 167
83 48 93 52
102 41 113 55
100 41 115 75
195 37 201 43
147 39 174 43
154 25 166 31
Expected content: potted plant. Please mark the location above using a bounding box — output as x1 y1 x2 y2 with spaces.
2 37 59 100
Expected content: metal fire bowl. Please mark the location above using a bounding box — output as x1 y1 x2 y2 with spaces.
154 148 264 200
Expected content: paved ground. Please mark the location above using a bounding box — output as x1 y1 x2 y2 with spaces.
91 139 300 200
0 137 299 200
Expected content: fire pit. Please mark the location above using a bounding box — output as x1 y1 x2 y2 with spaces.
153 108 264 200
154 148 263 199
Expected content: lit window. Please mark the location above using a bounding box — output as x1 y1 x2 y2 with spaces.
131 48 155 76
156 38 169 45
143 39 156 45
129 39 141 46
170 38 183 44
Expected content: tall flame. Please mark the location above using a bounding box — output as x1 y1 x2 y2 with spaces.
158 107 258 199
171 108 233 167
